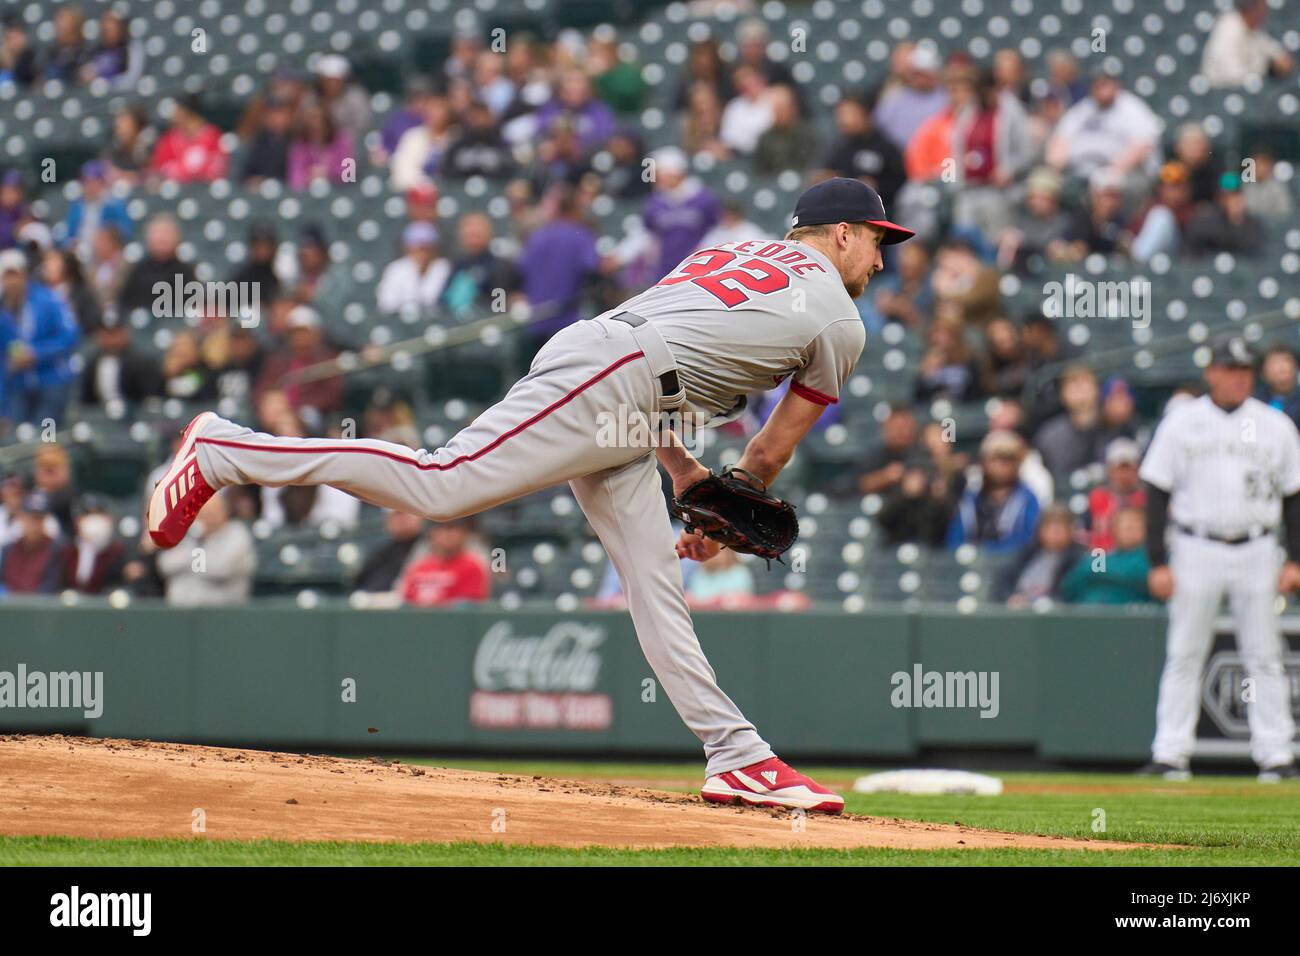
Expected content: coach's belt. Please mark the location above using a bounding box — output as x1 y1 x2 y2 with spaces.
608 311 685 411
1175 524 1275 546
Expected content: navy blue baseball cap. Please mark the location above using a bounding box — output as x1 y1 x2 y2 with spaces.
791 177 915 244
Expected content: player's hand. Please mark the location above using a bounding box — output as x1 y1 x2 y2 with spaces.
671 461 711 498
1148 565 1174 601
1277 561 1300 594
676 527 721 562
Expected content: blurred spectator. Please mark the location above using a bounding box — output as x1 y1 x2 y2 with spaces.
988 397 1054 504
105 104 154 183
866 240 932 330
992 48 1030 102
59 160 133 262
529 117 592 192
473 50 515 118
160 329 214 401
946 429 1041 553
517 188 601 342
998 167 1071 271
701 202 771 248
155 491 255 607
81 313 161 407
398 519 489 607
40 6 87 83
904 63 974 182
818 92 905 209
390 93 456 191
536 68 617 151
287 101 354 190
0 492 61 595
39 247 100 333
373 75 433 166
235 67 309 141
995 504 1084 606
240 95 294 185
874 44 948 150
948 71 1035 238
753 86 813 174
735 18 799 97
285 223 354 326
930 239 1002 325
1184 172 1265 257
914 316 980 404
262 473 359 533
1033 364 1110 490
857 405 920 495
117 215 193 315
589 28 645 115
686 548 755 608
0 170 28 249
1043 49 1086 105
1243 149 1293 223
230 220 282 311
150 94 228 183
600 130 653 200
681 81 729 160
1059 507 1152 604
31 443 75 535
0 473 24 544
441 213 514 317
877 464 953 547
441 100 514 179
642 147 721 281
377 221 451 316
1257 343 1300 427
979 317 1030 398
1087 437 1147 552
1129 161 1196 263
719 65 774 155
255 305 343 419
0 248 80 425
61 495 126 594
0 17 38 87
363 386 420 447
1201 0 1292 88
81 9 143 88
1046 70 1161 185
353 509 427 594
1100 376 1138 440
313 54 371 139
1171 123 1223 205
1020 314 1076 430
673 38 733 110
205 324 263 403
1057 168 1128 260
86 224 128 312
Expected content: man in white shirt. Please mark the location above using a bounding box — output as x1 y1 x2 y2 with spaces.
719 65 775 155
1046 69 1163 185
376 222 451 317
1202 0 1293 88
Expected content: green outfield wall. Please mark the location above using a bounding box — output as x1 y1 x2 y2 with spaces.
0 602 1205 763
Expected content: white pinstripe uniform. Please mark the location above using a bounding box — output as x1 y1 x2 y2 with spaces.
1140 395 1300 770
190 239 864 776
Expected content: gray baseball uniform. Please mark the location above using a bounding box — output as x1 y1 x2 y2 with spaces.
192 238 864 776
1140 394 1300 769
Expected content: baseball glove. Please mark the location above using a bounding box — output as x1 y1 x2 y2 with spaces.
669 467 799 564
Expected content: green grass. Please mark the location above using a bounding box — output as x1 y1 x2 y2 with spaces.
4 760 1298 866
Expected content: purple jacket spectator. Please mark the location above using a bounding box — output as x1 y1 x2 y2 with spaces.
534 98 618 152
643 178 723 281
518 218 600 338
287 131 354 190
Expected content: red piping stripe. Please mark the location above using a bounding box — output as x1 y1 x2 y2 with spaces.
196 350 647 471
789 380 836 405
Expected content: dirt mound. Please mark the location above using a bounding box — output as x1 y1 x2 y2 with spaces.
0 735 1148 851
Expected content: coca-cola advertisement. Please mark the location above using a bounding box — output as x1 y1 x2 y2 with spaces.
469 620 613 731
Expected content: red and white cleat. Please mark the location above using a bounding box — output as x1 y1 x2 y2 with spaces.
147 411 218 549
701 757 844 814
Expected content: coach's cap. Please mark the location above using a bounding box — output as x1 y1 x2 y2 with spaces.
791 177 915 244
1210 334 1256 369
1105 437 1141 467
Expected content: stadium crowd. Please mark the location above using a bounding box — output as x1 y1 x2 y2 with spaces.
0 0 1297 609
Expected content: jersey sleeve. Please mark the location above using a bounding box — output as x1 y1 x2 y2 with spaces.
1280 416 1300 497
791 318 866 406
1138 413 1179 492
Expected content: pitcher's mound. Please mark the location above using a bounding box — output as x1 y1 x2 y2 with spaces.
0 735 1145 851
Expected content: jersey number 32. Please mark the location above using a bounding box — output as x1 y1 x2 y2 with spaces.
655 249 791 308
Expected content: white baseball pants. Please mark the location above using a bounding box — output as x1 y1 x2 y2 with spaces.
193 317 773 776
1152 533 1296 769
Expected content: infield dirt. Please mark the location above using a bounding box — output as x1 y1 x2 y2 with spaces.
0 735 1152 851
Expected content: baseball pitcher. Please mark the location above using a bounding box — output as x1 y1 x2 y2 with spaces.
147 178 915 812
1140 335 1300 782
